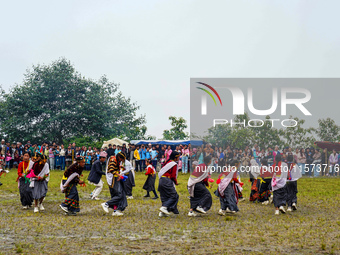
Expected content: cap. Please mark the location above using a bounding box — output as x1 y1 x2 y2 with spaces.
99 151 107 158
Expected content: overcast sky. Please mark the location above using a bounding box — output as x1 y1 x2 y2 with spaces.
1 0 339 139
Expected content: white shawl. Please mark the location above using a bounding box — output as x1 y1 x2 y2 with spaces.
187 164 210 197
272 162 288 191
250 159 260 178
29 163 50 188
158 161 177 179
106 159 113 186
288 163 302 182
218 170 236 195
60 172 79 192
120 160 135 179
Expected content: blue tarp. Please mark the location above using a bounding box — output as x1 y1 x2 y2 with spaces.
130 140 203 146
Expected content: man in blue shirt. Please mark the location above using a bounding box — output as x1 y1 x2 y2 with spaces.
139 145 146 171
115 145 122 156
146 148 151 161
150 146 158 169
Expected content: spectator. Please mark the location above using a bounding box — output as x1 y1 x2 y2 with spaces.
49 146 55 170
106 144 115 158
312 149 321 177
134 146 140 172
115 145 121 156
181 145 189 174
60 144 66 171
305 148 313 176
321 148 327 177
85 152 91 171
150 146 158 170
139 145 146 171
0 139 6 157
65 146 73 168
329 149 338 177
297 148 306 175
55 145 60 170
146 147 151 162
122 143 127 154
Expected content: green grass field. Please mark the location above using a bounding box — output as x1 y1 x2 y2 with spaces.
0 170 339 255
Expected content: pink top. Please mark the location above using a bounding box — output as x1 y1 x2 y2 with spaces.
182 149 190 157
165 149 172 161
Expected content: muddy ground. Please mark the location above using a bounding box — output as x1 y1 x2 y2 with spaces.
0 171 339 254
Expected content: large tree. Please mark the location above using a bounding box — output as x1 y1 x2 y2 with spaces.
316 118 340 142
0 58 146 143
162 116 188 140
252 115 283 149
279 117 316 148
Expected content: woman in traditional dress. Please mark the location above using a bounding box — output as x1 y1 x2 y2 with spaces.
249 158 260 202
187 156 213 217
271 154 288 215
59 156 86 216
286 161 302 211
158 151 180 217
215 160 240 215
28 153 50 213
101 152 127 216
258 158 273 205
120 154 135 200
143 159 158 199
17 151 34 209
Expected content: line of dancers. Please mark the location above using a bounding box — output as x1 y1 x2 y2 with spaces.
13 150 301 216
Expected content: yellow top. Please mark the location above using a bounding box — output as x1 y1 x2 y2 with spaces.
134 149 140 160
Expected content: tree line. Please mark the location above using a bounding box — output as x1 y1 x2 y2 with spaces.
200 113 339 149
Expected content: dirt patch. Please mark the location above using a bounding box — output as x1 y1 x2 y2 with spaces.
0 171 339 254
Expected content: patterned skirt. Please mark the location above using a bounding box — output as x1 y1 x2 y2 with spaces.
61 180 80 212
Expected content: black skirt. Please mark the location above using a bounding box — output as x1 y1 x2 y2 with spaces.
19 178 33 206
273 186 287 208
286 181 298 206
143 174 156 192
158 177 179 214
125 172 135 196
190 182 212 212
215 182 239 212
106 177 128 211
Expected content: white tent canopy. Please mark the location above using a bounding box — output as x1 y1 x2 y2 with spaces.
102 138 129 149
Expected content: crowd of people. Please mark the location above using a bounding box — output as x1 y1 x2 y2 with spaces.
191 143 339 177
2 139 339 177
0 138 338 217
0 139 192 174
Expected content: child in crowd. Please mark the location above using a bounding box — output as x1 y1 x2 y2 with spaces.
5 151 11 169
160 155 165 168
85 152 92 171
